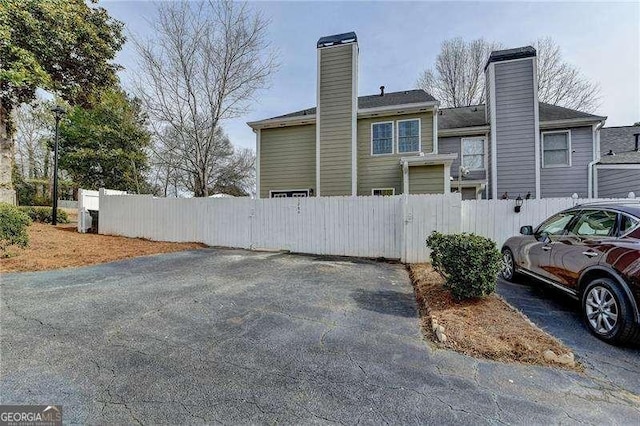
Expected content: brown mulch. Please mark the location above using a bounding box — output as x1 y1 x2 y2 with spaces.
409 263 580 370
1 222 205 273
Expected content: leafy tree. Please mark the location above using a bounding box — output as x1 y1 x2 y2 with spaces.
0 0 125 196
58 89 151 192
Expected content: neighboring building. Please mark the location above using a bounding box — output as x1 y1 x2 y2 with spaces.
248 32 609 199
595 126 640 198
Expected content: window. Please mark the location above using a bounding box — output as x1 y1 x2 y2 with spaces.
537 212 576 236
620 214 640 235
542 131 571 167
372 188 395 196
569 210 617 237
397 119 420 153
371 122 394 155
270 190 309 198
461 137 485 170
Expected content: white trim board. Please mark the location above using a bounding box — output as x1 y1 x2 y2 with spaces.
432 107 438 154
488 63 498 200
316 48 321 196
351 42 358 196
256 129 261 198
532 56 541 199
595 164 640 170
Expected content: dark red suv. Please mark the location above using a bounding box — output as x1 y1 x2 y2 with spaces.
501 202 640 345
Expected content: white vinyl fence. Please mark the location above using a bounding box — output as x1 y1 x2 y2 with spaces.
98 191 633 262
77 188 126 233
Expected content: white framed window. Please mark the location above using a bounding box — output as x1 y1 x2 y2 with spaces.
397 119 421 153
461 137 486 171
542 130 572 168
372 188 395 196
269 189 310 198
371 121 394 155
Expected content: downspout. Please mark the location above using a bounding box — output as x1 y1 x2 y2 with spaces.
588 120 605 198
432 105 439 154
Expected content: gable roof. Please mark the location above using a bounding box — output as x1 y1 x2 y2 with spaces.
438 102 605 130
265 89 436 121
252 88 605 131
599 126 640 164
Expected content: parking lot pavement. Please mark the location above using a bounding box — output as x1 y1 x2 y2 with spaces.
1 249 639 424
498 277 640 395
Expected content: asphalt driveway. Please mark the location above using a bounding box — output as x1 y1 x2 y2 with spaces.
1 249 639 424
498 277 640 395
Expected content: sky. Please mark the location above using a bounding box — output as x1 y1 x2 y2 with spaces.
102 0 640 151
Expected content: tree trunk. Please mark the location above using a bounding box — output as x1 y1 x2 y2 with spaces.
0 101 17 204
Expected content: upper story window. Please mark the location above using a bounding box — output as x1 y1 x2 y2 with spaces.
371 122 394 155
542 131 571 168
397 119 420 153
461 137 485 170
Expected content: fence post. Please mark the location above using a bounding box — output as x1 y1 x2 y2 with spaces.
401 193 408 262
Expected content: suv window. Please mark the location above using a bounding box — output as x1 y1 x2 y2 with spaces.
569 210 617 237
620 214 640 235
537 212 576 236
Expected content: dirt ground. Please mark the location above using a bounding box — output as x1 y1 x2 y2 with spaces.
409 264 579 370
1 220 205 273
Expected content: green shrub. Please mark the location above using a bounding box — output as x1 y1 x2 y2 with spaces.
18 206 69 224
426 231 502 300
0 203 32 255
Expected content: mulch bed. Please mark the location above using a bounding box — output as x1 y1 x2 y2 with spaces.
1 222 205 273
410 263 581 370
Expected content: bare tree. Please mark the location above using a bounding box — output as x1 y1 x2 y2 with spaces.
134 0 276 197
534 37 601 112
417 37 601 112
13 101 53 180
417 38 501 107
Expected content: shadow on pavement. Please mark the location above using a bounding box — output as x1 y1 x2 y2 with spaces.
351 289 417 318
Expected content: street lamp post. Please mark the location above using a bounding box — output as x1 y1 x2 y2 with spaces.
51 105 66 225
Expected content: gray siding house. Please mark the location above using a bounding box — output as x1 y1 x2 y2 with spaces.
249 33 612 200
595 126 640 198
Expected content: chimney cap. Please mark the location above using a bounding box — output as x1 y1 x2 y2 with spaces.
317 32 357 48
485 46 536 70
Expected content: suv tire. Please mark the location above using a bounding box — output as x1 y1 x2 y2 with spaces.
581 278 640 345
501 248 517 282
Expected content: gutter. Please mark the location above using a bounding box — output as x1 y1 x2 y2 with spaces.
588 119 606 198
247 101 440 130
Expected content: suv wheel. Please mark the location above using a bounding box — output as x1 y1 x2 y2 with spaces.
501 248 517 282
582 278 639 345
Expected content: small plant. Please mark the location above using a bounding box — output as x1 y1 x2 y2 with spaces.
426 231 502 300
0 202 32 256
18 206 69 224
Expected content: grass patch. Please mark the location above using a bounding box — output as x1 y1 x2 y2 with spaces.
410 263 581 370
1 222 205 273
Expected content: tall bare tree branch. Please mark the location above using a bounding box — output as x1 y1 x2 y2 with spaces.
417 37 601 112
134 0 276 197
